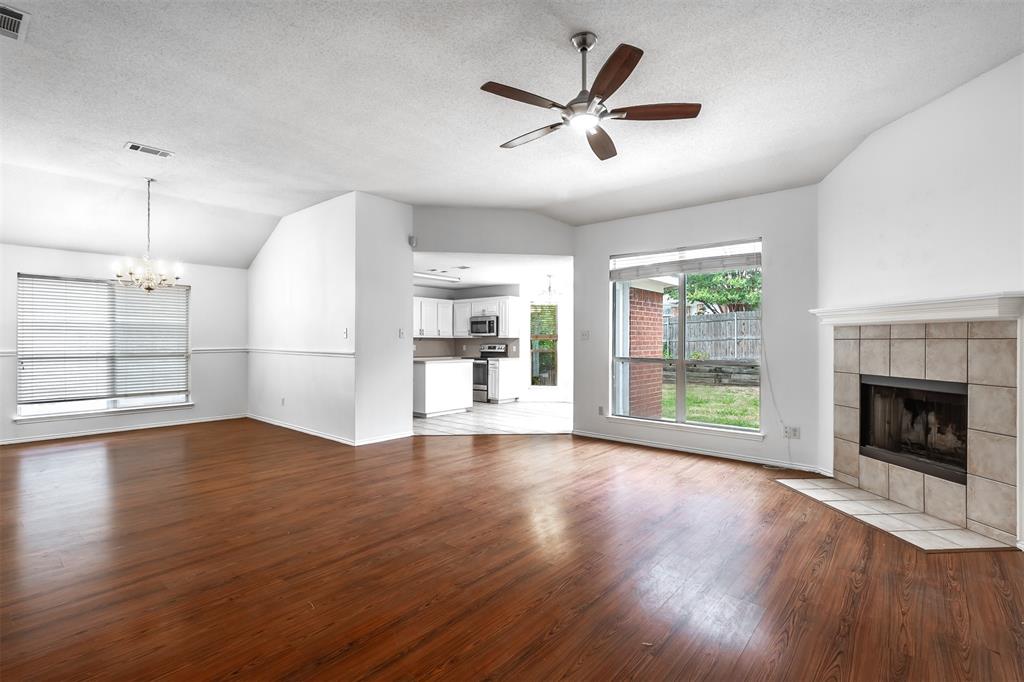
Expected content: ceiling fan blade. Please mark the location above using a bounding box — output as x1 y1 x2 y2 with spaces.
589 44 643 102
500 122 565 148
609 103 702 120
481 81 566 112
586 126 617 161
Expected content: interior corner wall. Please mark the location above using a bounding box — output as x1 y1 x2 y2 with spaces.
815 54 1024 477
572 185 820 470
412 206 574 255
0 243 249 444
247 193 357 442
353 192 414 443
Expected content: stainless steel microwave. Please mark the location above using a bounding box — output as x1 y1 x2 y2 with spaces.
469 315 498 336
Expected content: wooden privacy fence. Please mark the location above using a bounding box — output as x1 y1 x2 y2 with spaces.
663 311 761 361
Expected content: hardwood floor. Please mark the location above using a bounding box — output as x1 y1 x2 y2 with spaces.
2 419 1022 680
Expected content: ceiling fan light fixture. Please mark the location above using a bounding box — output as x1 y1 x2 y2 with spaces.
568 113 600 133
481 31 701 160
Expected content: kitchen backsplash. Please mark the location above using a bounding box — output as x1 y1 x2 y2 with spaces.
413 337 521 358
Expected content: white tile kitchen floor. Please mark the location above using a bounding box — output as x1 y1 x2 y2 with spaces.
413 401 572 436
777 478 1016 552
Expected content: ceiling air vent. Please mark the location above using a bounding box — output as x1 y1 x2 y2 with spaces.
0 6 28 41
124 142 174 158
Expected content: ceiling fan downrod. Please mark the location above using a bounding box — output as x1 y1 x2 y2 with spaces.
571 31 597 94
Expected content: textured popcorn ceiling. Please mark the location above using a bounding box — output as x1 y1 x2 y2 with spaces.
2 0 1022 239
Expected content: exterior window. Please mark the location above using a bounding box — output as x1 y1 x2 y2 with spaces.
530 304 557 386
16 274 190 417
611 240 761 431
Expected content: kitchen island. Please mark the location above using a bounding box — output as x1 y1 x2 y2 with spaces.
412 357 474 418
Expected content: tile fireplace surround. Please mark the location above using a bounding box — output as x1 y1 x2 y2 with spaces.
812 293 1023 551
831 320 1018 546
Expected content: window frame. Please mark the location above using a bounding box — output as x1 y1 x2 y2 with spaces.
15 273 193 420
529 303 558 387
608 239 764 435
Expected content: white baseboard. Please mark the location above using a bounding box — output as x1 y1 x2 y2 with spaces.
0 413 247 445
245 413 413 447
571 429 826 475
246 413 357 445
354 430 414 446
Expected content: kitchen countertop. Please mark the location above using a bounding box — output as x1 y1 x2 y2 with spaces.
413 357 474 363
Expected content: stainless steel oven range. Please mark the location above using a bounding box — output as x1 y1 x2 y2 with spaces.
470 343 508 402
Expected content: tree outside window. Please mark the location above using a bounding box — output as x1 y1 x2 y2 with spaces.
530 304 557 386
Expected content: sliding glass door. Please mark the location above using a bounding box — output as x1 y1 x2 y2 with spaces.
610 241 762 431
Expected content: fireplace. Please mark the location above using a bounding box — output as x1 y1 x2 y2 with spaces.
859 374 968 484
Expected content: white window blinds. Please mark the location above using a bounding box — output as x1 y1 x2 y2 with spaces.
16 274 190 405
609 239 762 280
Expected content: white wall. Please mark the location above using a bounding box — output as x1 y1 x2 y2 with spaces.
247 193 357 442
247 191 414 445
413 207 574 256
818 55 1023 309
573 185 820 470
0 243 248 443
353 192 414 443
1 164 280 268
816 54 1024 475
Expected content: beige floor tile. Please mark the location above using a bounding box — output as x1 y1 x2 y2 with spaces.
930 528 1010 549
899 513 961 531
858 499 920 514
892 530 961 550
833 488 883 501
801 488 851 501
825 500 879 515
814 479 854 489
859 514 920 532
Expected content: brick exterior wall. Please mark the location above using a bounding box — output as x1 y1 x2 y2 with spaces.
628 287 664 419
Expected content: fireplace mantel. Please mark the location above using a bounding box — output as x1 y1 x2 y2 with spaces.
809 292 1024 326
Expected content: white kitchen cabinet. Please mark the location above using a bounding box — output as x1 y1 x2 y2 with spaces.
487 357 522 403
421 299 438 337
436 300 453 338
453 301 472 337
471 299 499 316
413 358 473 416
414 297 455 338
413 297 423 337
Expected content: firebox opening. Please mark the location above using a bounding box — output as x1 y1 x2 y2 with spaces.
859 374 968 484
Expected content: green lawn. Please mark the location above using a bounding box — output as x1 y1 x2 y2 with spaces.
662 384 760 429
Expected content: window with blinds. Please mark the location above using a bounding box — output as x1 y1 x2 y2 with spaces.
16 274 190 416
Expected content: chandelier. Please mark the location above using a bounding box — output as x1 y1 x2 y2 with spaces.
115 178 181 292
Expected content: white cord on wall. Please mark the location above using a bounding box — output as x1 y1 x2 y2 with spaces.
757 236 794 468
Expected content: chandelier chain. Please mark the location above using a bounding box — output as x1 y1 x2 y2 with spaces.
146 178 152 257
114 177 181 292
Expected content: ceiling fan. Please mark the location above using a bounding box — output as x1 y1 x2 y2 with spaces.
481 32 701 161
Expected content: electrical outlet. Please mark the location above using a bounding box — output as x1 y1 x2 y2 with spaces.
344 328 349 339
398 328 404 339
462 344 467 350
784 426 801 439
598 405 605 416
581 330 591 341
281 397 286 406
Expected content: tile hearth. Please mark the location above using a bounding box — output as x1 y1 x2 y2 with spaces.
777 478 1015 551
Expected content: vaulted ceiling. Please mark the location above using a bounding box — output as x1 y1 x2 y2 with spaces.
1 1 1021 263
